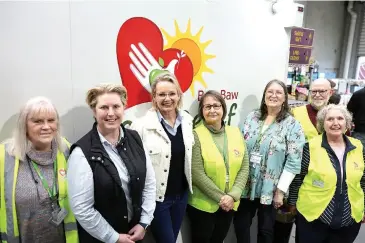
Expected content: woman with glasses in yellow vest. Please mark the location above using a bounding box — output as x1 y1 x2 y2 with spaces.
288 104 365 243
0 97 79 243
187 90 249 243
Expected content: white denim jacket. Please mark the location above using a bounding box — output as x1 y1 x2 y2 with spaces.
131 108 194 202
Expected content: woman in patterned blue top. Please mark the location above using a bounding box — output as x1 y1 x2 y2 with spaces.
234 79 305 243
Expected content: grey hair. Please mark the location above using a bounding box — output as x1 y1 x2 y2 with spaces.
5 96 65 161
316 104 353 134
150 72 183 109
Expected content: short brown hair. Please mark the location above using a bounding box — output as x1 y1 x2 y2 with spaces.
151 72 183 109
198 90 227 122
86 83 127 109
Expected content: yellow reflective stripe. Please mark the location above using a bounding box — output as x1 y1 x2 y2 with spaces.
57 149 66 201
65 231 79 243
57 139 79 243
12 158 19 237
0 144 7 239
62 137 71 149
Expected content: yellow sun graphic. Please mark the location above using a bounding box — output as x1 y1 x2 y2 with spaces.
161 19 216 96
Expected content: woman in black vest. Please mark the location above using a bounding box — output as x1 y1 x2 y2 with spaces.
67 83 156 243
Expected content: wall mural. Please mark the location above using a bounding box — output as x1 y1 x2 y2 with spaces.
116 17 215 108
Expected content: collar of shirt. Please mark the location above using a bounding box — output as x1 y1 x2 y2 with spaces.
156 110 182 130
97 126 124 147
321 132 356 153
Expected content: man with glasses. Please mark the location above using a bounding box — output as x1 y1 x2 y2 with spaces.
292 78 333 142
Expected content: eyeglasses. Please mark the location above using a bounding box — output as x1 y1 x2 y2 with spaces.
266 90 284 96
203 104 222 111
156 92 177 99
309 90 328 96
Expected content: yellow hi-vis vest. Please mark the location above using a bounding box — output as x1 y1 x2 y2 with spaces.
292 105 318 142
188 124 245 213
297 135 365 223
0 138 79 243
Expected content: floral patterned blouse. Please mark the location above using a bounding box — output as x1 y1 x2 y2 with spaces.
241 110 305 205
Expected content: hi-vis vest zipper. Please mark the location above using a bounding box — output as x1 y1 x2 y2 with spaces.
292 105 318 142
0 138 79 243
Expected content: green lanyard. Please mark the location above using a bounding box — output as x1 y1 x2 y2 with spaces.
32 161 58 200
253 121 274 151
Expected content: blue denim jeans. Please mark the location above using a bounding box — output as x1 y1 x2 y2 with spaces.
150 191 188 243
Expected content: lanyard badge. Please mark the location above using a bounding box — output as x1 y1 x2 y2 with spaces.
249 122 271 168
31 160 68 226
49 207 68 227
249 152 262 168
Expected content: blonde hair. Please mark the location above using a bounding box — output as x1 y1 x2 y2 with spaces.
316 104 353 133
6 96 65 160
150 72 183 109
86 83 127 109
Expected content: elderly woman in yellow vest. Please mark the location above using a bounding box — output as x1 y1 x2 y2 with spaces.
0 97 78 243
234 80 305 243
288 104 365 243
187 90 249 243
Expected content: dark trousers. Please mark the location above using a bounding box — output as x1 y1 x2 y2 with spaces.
150 191 188 243
273 221 300 243
233 198 276 243
296 212 361 243
187 205 234 243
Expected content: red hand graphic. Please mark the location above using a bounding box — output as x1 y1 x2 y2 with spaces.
116 17 193 108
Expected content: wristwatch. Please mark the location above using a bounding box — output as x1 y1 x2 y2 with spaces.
139 222 149 231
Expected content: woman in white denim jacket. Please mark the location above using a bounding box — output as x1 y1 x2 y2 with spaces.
131 71 194 243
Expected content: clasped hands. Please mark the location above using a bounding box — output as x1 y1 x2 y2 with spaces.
116 224 145 243
219 195 234 212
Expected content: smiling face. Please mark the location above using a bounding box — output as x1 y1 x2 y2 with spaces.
93 92 124 133
202 95 224 126
264 82 286 109
324 109 347 137
154 80 181 113
310 79 332 110
27 110 58 149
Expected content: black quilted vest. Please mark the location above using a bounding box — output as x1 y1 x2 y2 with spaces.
70 123 146 243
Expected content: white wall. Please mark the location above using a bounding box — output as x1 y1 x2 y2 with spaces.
0 0 294 142
0 1 297 242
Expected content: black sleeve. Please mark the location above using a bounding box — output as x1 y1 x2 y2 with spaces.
347 92 358 115
288 143 310 205
361 147 365 211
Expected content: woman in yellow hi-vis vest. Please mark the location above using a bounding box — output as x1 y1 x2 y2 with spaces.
0 97 79 243
187 90 249 243
288 104 365 243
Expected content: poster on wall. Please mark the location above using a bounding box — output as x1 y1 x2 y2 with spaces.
288 27 314 65
355 56 365 80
